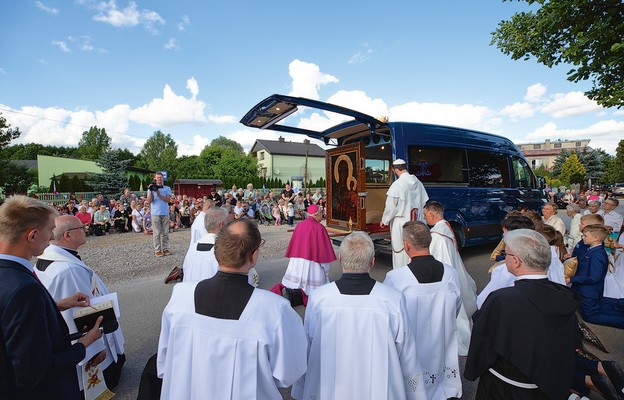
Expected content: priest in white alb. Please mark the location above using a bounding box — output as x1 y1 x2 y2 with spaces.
36 214 126 391
384 221 462 400
424 201 477 356
157 219 307 400
380 158 429 269
292 231 427 400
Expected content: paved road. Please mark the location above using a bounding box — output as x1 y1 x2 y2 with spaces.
110 209 623 400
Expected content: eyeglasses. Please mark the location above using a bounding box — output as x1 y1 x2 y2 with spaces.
505 252 521 263
255 238 266 252
65 226 85 233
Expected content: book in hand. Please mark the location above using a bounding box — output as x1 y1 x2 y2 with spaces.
73 300 116 331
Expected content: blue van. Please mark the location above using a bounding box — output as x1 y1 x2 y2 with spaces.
241 94 546 248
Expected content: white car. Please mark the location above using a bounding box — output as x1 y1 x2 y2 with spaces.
613 183 624 196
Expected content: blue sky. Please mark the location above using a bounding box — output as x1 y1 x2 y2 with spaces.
1 0 622 156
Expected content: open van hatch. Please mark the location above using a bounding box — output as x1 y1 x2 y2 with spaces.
241 94 393 237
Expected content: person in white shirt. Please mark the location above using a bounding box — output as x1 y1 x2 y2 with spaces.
542 202 566 237
130 201 144 233
566 203 583 250
598 197 623 234
384 221 462 399
292 231 427 400
379 158 429 269
36 215 126 392
157 218 307 400
424 201 477 356
188 199 213 248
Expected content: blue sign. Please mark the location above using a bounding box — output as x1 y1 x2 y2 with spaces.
160 170 168 181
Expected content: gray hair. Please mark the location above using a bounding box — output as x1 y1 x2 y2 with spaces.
52 215 81 241
566 203 580 214
505 229 551 272
588 200 600 207
339 231 375 272
402 221 431 249
204 207 229 233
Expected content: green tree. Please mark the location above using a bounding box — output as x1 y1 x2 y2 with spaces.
492 1 624 108
113 148 138 165
88 151 131 197
0 113 20 150
0 161 34 194
575 147 612 183
137 131 178 171
550 149 570 176
605 140 624 183
173 155 204 179
210 135 245 154
559 153 586 185
59 173 71 192
213 151 258 184
77 126 112 160
70 175 84 192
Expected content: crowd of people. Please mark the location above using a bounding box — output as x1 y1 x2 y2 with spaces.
1 169 624 399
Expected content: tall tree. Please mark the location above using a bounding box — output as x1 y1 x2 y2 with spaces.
575 147 612 183
210 135 245 154
0 113 21 150
605 140 624 183
0 161 34 195
87 151 130 197
559 153 586 185
550 149 570 176
137 130 178 172
492 1 624 108
77 126 112 160
113 148 138 165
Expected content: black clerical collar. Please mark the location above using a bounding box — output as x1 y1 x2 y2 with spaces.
194 270 254 320
335 272 376 295
407 255 444 283
60 247 81 260
196 243 214 252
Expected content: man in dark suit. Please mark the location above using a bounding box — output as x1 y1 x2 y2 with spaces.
0 195 103 400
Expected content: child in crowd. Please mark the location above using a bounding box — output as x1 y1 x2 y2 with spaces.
568 224 624 328
287 203 295 226
143 206 153 235
272 203 282 226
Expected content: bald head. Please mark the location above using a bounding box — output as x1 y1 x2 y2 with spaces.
51 215 86 250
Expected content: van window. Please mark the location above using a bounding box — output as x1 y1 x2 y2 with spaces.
466 150 509 188
407 146 468 184
512 156 535 188
365 159 390 184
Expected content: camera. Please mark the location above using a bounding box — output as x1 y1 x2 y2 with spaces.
148 180 159 192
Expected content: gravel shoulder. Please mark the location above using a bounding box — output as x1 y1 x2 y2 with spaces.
76 221 302 285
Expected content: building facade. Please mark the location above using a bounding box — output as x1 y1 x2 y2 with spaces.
517 139 591 170
250 137 326 183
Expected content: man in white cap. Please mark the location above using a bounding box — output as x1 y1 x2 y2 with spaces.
380 158 429 269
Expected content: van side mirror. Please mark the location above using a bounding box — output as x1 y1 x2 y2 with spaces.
537 177 546 189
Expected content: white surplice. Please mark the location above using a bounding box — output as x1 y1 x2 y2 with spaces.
292 282 427 400
157 282 307 400
429 220 477 356
36 244 125 389
477 246 566 309
188 210 207 249
381 172 429 269
182 233 258 286
384 265 462 400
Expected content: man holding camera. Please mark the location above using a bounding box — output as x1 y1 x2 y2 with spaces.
146 172 172 257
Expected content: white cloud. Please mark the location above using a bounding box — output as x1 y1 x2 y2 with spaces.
525 83 547 102
613 109 624 116
500 102 535 120
164 38 179 50
68 35 95 52
177 15 190 31
208 115 237 124
177 134 210 156
540 91 604 117
522 120 624 154
129 80 208 127
93 0 164 33
349 43 373 64
35 1 58 15
224 129 316 154
389 102 498 132
288 59 339 100
52 40 70 52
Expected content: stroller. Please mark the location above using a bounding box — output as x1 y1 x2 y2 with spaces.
257 202 274 225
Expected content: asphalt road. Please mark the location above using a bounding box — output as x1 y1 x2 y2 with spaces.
109 208 623 400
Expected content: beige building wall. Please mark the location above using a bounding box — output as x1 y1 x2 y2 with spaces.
517 138 591 169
